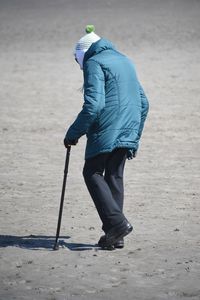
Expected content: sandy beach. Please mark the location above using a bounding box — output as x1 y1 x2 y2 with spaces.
0 0 200 299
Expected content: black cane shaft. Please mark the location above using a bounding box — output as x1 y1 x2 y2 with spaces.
53 146 71 250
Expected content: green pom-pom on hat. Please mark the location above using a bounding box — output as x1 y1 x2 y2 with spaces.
85 25 95 34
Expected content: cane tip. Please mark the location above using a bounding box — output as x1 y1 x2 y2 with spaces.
53 244 59 251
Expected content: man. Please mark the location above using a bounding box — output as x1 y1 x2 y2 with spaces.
64 25 149 250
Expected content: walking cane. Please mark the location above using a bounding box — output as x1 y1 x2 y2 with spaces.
53 146 71 250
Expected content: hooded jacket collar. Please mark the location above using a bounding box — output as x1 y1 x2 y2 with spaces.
83 38 116 65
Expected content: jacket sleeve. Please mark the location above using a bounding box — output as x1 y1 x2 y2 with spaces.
137 84 149 140
65 60 105 141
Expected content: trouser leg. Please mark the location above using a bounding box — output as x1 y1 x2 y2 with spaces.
104 148 127 212
83 149 127 233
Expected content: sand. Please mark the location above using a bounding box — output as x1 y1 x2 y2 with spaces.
0 0 200 299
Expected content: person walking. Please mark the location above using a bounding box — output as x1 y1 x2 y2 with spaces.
64 25 149 249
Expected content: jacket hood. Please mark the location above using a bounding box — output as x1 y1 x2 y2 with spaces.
83 38 116 65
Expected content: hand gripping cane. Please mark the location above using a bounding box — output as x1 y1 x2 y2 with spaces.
53 146 71 250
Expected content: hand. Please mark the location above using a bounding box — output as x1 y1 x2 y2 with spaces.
63 137 78 148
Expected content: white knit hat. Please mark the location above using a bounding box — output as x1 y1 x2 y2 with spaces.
75 25 100 69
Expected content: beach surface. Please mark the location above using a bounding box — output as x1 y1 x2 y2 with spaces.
0 0 200 299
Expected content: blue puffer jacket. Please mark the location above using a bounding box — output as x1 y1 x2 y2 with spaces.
66 38 149 159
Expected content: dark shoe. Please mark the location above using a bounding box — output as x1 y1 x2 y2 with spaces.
114 238 124 249
98 236 124 249
98 235 115 250
99 219 132 249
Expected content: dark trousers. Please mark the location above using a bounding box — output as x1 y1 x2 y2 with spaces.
83 148 127 233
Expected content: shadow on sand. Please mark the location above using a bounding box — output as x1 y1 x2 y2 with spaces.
0 235 101 251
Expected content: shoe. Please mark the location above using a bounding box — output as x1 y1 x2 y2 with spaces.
98 235 115 250
114 238 124 249
106 219 133 246
98 219 132 249
98 236 124 249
